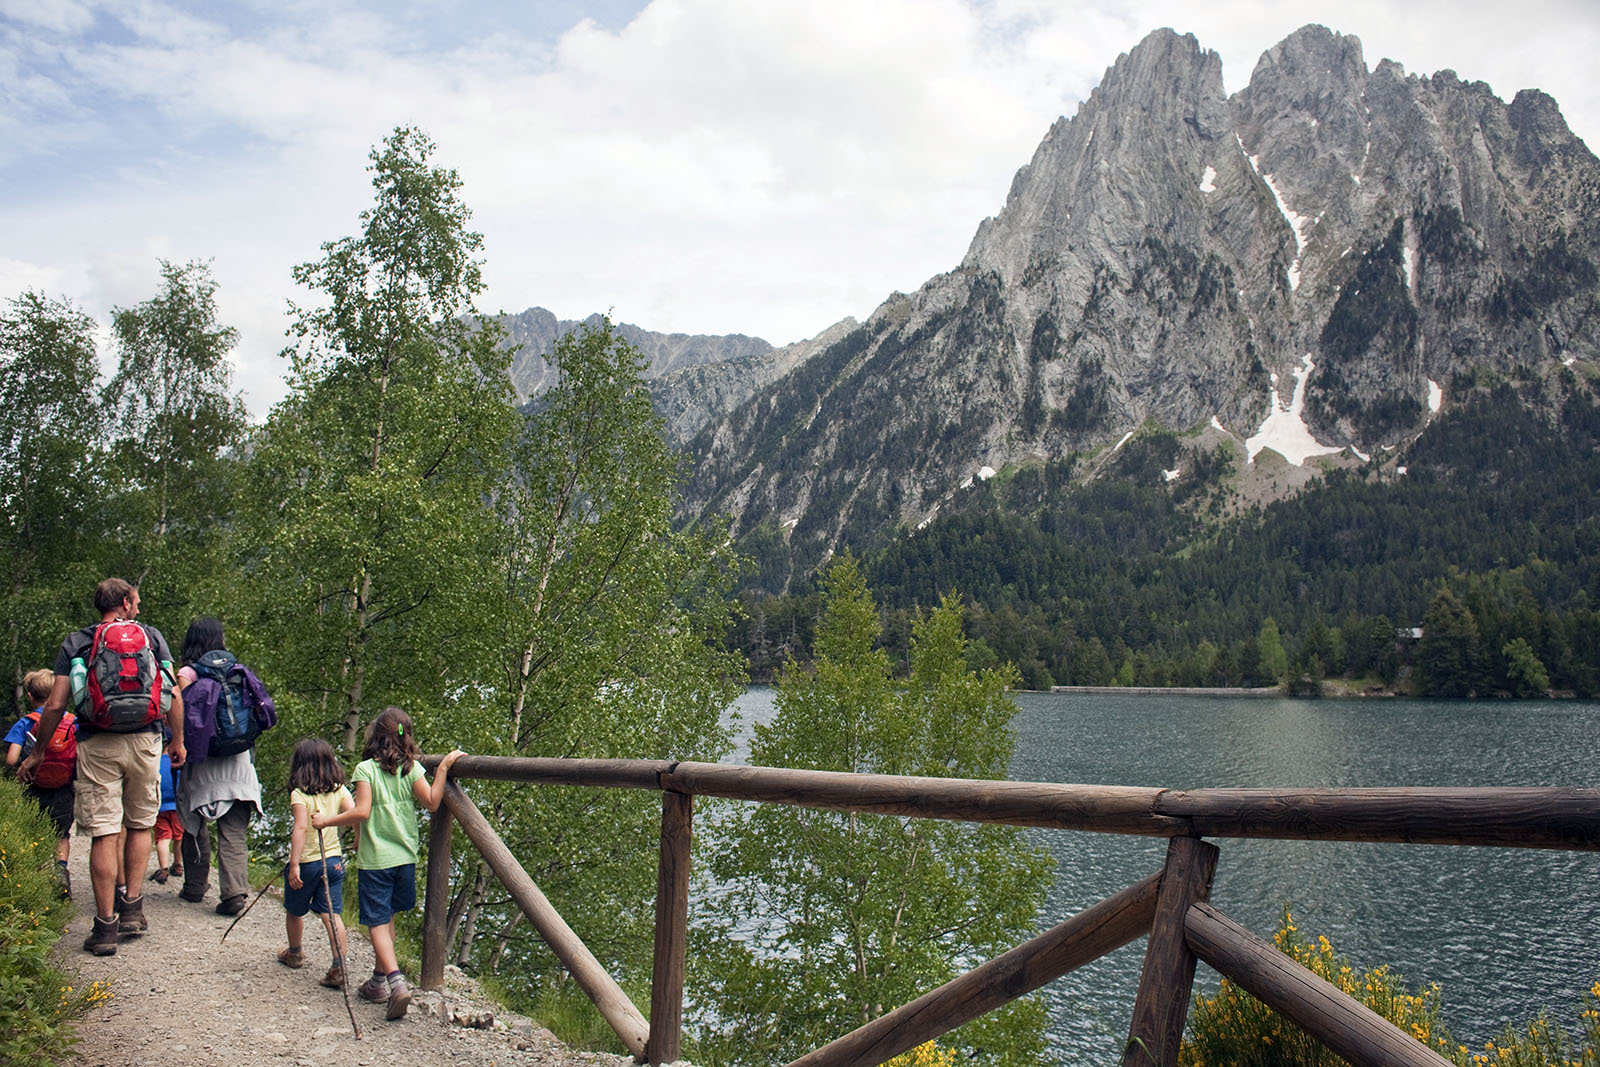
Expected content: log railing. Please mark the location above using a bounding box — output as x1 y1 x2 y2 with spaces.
418 755 1600 1067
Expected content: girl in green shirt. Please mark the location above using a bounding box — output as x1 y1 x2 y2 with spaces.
312 706 462 1020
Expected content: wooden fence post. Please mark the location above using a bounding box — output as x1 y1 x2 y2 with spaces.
646 789 694 1065
440 781 651 1060
1123 835 1219 1067
421 806 453 991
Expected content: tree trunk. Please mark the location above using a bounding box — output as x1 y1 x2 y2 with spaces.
486 912 524 974
455 863 489 967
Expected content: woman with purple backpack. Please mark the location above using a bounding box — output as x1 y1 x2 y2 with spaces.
173 617 275 915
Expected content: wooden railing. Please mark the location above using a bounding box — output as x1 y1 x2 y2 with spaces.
418 755 1600 1067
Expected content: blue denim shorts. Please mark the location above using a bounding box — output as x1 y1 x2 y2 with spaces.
283 856 345 917
356 864 416 927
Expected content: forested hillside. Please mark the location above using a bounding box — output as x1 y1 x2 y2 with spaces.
727 365 1600 697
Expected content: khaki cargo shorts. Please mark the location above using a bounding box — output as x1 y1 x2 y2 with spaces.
74 729 163 836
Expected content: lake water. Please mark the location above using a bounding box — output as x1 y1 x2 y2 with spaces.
724 688 1600 1064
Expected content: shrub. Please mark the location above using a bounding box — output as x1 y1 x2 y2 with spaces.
0 777 111 1064
886 1041 957 1067
1180 910 1600 1067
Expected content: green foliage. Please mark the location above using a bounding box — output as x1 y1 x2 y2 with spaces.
101 259 249 633
0 292 107 709
0 778 112 1064
713 377 1600 698
1500 637 1551 698
1418 588 1482 697
238 125 521 754
1257 618 1288 686
451 315 743 992
692 557 1051 1067
1181 911 1600 1067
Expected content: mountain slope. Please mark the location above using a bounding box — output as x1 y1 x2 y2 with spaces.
679 25 1600 583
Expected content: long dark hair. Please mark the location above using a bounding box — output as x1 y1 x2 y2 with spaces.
288 737 346 796
360 706 421 776
181 617 226 667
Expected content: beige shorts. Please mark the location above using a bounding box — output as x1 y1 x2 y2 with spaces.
74 729 163 836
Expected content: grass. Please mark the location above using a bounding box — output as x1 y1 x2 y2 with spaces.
0 776 112 1065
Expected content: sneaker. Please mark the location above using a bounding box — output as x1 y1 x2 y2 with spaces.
278 946 306 969
386 977 412 1020
216 894 247 916
83 914 119 956
117 894 148 938
357 975 390 1003
319 964 346 989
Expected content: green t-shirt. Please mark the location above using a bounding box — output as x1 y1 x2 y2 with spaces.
351 758 426 870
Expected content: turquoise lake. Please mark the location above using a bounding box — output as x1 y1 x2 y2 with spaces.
724 687 1600 1064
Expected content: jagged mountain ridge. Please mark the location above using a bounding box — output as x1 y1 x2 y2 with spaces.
677 24 1600 573
498 306 855 440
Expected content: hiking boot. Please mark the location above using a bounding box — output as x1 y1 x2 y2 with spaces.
152 868 169 884
57 865 71 901
84 914 119 956
319 964 346 989
169 861 184 877
357 975 390 1003
385 977 412 1020
278 946 306 969
216 894 247 916
177 885 206 903
117 894 148 938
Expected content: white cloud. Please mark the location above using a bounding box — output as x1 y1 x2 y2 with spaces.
1 0 95 33
3 0 1596 416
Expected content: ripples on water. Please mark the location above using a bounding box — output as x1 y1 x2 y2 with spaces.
725 688 1600 1064
1010 691 1600 1064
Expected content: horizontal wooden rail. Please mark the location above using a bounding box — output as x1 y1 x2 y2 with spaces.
423 755 1600 850
786 869 1164 1067
421 753 1600 1067
1185 902 1453 1067
1162 786 1600 849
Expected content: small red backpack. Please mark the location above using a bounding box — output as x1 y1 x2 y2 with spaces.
25 710 77 789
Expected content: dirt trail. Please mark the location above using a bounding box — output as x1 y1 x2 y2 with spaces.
57 846 639 1067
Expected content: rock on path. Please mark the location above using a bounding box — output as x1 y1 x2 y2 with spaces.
57 848 637 1067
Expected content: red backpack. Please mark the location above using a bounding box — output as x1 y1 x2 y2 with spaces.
24 711 76 789
83 620 170 732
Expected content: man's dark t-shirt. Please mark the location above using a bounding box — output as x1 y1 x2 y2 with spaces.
54 622 175 739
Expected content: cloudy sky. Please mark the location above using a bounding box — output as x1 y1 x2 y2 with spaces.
4 0 1597 414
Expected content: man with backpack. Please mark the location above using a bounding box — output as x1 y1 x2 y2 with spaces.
20 577 186 956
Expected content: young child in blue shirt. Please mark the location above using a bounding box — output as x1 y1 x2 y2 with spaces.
312 706 461 1020
4 669 76 896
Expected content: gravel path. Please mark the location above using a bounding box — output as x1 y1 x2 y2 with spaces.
57 847 640 1067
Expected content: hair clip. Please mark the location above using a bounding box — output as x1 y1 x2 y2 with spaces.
396 722 404 736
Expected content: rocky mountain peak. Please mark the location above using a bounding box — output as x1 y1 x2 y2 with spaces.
672 25 1600 586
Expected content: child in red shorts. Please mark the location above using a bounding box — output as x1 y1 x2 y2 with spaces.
151 751 183 883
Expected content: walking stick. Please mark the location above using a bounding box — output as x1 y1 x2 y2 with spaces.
220 872 279 940
317 824 362 1040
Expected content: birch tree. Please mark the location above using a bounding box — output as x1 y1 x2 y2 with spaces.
240 126 518 750
692 557 1052 1066
101 259 247 631
0 292 104 704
